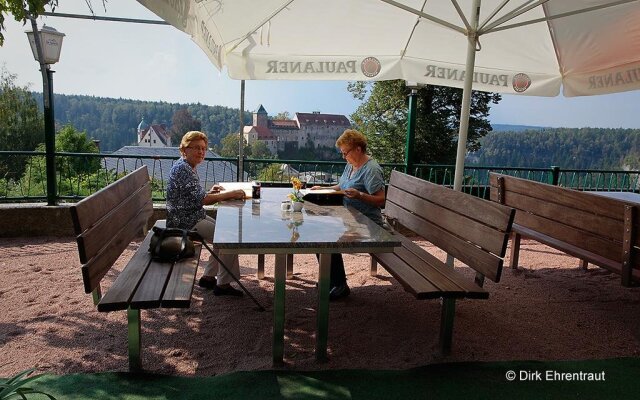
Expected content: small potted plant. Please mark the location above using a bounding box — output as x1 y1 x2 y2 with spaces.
288 177 305 212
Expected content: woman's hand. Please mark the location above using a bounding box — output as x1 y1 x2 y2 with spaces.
231 189 246 200
209 184 224 194
310 185 323 190
344 188 361 199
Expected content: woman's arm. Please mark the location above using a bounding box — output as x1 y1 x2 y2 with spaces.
202 189 246 205
344 187 385 207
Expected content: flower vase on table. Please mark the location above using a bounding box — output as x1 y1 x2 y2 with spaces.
291 201 304 212
288 177 305 212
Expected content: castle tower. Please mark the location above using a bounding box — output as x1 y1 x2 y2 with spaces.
253 104 268 127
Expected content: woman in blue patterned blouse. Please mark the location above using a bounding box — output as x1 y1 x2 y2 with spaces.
167 131 246 296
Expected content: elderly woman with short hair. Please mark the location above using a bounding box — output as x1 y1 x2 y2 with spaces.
166 130 246 296
310 129 386 300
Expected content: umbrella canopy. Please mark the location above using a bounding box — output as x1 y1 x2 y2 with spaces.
137 0 640 188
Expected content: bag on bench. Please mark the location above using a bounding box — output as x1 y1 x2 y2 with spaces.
149 226 196 261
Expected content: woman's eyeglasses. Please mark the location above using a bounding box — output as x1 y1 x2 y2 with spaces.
340 148 353 157
187 146 207 152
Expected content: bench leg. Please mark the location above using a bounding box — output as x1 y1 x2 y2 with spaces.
439 298 456 356
579 259 589 270
316 253 332 362
287 254 294 279
509 233 521 270
127 308 142 371
257 254 265 279
91 285 102 305
273 254 287 365
370 256 377 276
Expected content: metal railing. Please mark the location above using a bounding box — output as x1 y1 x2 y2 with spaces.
1 151 639 202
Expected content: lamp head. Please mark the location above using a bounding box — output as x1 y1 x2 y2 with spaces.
25 25 65 65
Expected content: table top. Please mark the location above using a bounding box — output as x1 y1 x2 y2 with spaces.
587 191 640 204
213 187 399 252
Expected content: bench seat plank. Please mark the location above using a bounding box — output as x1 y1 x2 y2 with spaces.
97 231 154 312
130 259 174 309
374 235 489 300
398 236 489 299
162 244 201 308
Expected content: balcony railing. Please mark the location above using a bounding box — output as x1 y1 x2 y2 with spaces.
1 151 638 202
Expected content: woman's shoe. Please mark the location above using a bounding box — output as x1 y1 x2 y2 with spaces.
329 284 350 301
213 284 243 297
198 276 217 289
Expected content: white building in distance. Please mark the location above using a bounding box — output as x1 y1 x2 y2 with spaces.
137 117 172 147
243 105 350 155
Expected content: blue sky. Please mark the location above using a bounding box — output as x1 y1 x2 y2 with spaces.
1 0 640 129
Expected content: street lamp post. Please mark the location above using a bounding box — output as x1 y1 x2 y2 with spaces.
404 82 425 176
25 24 65 206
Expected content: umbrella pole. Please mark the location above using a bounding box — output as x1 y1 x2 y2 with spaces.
238 80 245 181
453 0 480 192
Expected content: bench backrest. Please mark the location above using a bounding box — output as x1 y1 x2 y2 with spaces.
70 166 153 293
386 171 515 282
489 173 639 285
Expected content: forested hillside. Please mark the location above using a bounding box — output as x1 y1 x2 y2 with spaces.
472 128 640 169
34 93 250 151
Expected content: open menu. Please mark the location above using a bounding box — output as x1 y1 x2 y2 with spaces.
216 182 254 198
300 188 344 205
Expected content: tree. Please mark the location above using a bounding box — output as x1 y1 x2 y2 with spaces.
218 132 248 157
348 80 501 165
0 66 44 179
170 108 202 142
21 124 102 197
249 140 273 159
273 111 291 120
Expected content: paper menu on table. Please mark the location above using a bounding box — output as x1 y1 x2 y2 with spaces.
216 182 253 198
300 188 344 196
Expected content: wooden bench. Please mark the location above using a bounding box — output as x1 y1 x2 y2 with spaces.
489 173 640 287
70 166 201 371
370 171 515 354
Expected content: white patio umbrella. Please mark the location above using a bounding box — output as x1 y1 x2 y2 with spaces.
137 0 640 190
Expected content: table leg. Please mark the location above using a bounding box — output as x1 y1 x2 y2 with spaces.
273 253 287 365
286 254 294 279
316 253 331 361
257 254 265 279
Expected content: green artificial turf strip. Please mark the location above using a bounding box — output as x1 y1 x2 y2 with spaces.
21 357 640 400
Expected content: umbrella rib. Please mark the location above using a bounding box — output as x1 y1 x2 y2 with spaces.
450 0 471 32
482 0 639 35
477 0 515 32
480 0 549 34
226 0 296 52
401 0 428 59
379 0 466 34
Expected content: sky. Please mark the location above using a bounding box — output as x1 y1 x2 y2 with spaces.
2 0 640 129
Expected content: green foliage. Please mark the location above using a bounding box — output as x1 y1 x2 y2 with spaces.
0 66 44 179
18 124 106 198
0 367 56 399
348 80 500 164
258 163 283 181
218 133 248 157
0 1 56 46
472 128 640 169
170 108 202 142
